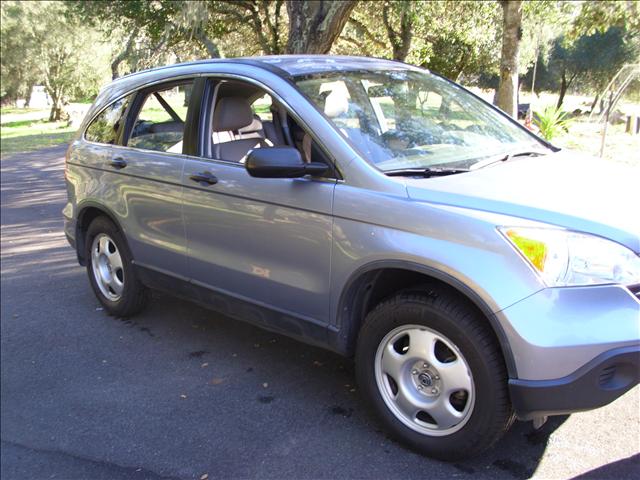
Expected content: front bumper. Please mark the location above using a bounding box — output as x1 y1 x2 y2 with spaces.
509 345 640 420
496 284 640 380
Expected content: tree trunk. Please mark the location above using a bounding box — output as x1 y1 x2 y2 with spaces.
382 0 413 62
111 29 138 80
589 94 599 114
286 0 356 54
194 31 222 58
24 83 35 108
495 0 522 118
557 70 568 110
48 93 65 122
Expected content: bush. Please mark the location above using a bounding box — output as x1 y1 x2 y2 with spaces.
534 105 573 141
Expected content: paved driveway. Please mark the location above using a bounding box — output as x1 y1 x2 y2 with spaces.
1 145 638 479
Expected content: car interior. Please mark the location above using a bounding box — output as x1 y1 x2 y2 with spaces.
208 80 329 167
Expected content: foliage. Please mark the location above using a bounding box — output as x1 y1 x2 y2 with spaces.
0 2 40 104
533 105 572 141
337 1 501 81
2 0 639 121
1 1 110 120
571 0 640 38
540 27 639 109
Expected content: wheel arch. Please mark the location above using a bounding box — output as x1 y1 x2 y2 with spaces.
75 201 127 266
334 261 518 378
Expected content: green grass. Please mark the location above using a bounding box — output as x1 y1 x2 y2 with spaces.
1 108 77 158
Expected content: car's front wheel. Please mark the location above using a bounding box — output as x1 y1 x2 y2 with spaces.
355 287 514 460
85 216 149 317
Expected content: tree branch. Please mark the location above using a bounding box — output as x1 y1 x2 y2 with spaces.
347 17 386 49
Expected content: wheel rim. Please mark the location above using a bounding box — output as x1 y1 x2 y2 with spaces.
374 324 475 437
91 233 124 302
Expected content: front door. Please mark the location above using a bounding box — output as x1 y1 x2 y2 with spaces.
181 158 335 326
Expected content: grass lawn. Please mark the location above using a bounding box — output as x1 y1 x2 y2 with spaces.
0 106 81 158
554 120 640 167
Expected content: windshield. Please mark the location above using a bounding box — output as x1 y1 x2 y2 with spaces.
295 69 547 172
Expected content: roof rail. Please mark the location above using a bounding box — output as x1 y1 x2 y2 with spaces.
112 58 292 85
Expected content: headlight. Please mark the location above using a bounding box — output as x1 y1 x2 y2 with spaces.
498 227 640 287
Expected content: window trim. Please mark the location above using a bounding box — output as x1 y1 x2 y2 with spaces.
82 74 202 156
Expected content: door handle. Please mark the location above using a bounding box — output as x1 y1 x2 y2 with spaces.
109 157 127 169
189 171 218 186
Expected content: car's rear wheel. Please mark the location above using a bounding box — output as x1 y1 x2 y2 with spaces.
85 216 149 317
355 287 514 460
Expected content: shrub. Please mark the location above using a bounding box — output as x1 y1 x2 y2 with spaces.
534 105 573 141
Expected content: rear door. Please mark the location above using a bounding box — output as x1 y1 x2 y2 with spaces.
109 79 199 278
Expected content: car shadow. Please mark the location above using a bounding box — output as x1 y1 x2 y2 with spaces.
133 289 570 479
572 454 639 480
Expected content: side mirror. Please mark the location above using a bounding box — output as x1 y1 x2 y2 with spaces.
245 147 328 178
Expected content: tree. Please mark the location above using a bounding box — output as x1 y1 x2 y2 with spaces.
547 37 578 109
418 1 500 82
1 1 40 105
286 0 356 54
548 27 639 109
495 0 523 117
382 0 415 62
571 0 640 38
1 1 109 118
337 1 501 81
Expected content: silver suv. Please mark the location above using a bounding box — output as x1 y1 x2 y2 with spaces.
64 55 640 460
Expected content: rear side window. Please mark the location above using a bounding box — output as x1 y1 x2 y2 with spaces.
127 82 193 153
85 95 132 144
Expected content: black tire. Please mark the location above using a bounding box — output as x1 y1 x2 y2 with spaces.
355 286 514 461
85 216 149 317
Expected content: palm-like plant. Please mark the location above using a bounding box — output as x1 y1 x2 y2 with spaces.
533 105 573 141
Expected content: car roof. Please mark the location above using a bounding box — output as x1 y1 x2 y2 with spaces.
113 55 415 85
250 55 413 76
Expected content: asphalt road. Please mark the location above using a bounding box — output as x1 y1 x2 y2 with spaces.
1 145 639 480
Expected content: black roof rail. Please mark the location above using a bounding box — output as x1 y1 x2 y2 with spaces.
112 58 292 85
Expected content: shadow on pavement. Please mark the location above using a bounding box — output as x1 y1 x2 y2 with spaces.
572 454 640 480
2 144 637 479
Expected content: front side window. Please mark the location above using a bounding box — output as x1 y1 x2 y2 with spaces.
127 82 193 153
295 69 548 172
85 95 132 144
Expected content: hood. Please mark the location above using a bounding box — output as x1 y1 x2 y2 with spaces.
405 151 640 252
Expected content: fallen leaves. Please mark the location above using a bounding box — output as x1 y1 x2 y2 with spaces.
200 474 209 480
210 378 224 385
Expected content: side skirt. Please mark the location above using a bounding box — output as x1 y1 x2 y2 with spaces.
135 264 341 354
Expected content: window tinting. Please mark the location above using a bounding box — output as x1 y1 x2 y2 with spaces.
85 95 132 144
128 82 193 153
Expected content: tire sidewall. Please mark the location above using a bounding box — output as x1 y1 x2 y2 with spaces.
356 297 508 459
85 217 138 316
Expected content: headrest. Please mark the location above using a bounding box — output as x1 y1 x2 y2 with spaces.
212 97 253 132
324 91 349 118
239 114 263 133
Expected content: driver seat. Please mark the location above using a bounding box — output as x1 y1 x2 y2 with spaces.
212 97 270 162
